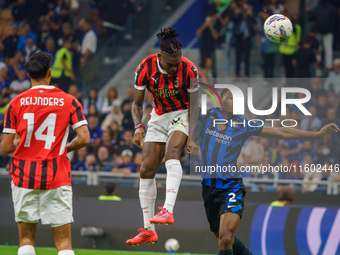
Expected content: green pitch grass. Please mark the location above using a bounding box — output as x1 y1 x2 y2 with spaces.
0 246 213 255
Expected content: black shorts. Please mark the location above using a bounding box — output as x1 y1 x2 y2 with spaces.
202 179 246 232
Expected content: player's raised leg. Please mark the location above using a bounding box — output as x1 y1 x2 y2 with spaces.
18 222 38 255
52 223 74 255
150 131 187 225
126 142 165 245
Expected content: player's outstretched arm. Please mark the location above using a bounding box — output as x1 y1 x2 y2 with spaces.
67 125 90 152
131 88 145 147
259 123 340 140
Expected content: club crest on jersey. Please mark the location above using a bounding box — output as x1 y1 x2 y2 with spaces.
217 124 226 131
39 90 44 93
174 78 180 88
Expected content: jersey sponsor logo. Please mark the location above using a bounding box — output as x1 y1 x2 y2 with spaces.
154 88 179 98
205 128 232 145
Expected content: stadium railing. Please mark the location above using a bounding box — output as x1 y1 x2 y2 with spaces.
0 168 338 195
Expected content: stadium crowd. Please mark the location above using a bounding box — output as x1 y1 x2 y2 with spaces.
0 0 340 193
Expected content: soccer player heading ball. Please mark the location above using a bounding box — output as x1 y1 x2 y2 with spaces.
126 27 199 246
1 52 90 255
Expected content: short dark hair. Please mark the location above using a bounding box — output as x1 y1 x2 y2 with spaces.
278 189 294 203
105 182 116 195
25 52 53 80
157 27 182 54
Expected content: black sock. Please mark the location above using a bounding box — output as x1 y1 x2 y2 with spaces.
218 250 233 255
233 237 253 255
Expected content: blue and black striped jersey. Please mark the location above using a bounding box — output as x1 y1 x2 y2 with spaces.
199 107 263 189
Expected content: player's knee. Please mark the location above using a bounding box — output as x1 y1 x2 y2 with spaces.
165 148 181 161
218 232 234 248
139 165 156 179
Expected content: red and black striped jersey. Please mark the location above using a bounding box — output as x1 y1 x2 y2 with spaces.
3 85 87 190
134 53 199 115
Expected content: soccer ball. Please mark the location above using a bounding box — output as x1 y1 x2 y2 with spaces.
264 14 293 43
165 238 180 252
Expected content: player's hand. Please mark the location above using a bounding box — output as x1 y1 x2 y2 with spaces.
318 123 340 139
186 136 200 156
134 127 145 148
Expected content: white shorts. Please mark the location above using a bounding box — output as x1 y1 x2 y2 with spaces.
11 182 73 228
144 109 189 143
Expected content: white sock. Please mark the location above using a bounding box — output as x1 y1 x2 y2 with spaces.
58 250 75 255
139 178 156 231
18 245 35 255
163 159 183 214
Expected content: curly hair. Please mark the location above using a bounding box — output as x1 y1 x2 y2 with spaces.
157 27 182 54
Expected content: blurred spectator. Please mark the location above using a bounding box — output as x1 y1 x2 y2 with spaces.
324 59 340 95
24 38 41 63
108 121 121 146
43 37 57 60
37 22 57 50
300 106 322 131
292 36 317 78
71 146 87 170
196 12 220 78
260 137 277 165
78 18 97 67
0 95 8 131
72 0 92 28
302 154 322 193
1 24 19 61
258 11 278 80
0 66 11 99
83 88 103 115
310 77 326 102
101 103 124 131
7 51 25 80
98 182 122 201
279 16 301 78
118 129 141 156
87 115 102 151
280 136 304 162
199 56 214 79
265 0 284 14
56 22 75 48
97 130 116 156
307 0 338 73
243 136 264 173
112 149 137 174
12 0 26 23
96 146 114 172
325 158 340 195
316 92 332 121
8 69 30 99
84 153 99 171
51 38 76 92
230 3 257 78
121 86 134 111
17 22 37 52
297 140 318 164
270 188 295 207
101 87 121 115
121 86 134 130
124 0 143 40
68 84 82 101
